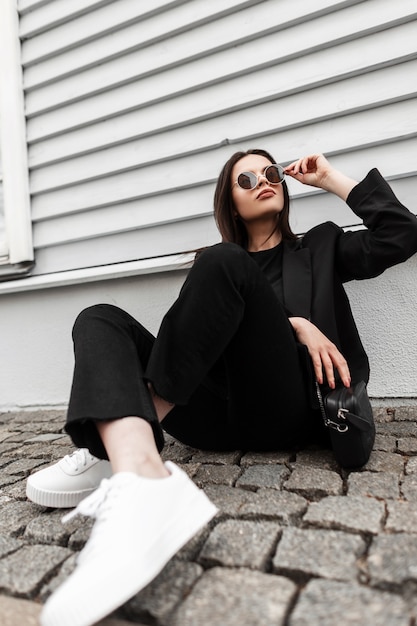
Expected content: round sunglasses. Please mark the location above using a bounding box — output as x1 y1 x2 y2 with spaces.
233 164 285 190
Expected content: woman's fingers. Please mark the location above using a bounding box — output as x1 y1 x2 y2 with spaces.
310 344 351 389
321 346 351 389
285 154 320 175
289 317 351 389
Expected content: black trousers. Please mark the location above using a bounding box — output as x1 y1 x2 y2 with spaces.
66 243 325 459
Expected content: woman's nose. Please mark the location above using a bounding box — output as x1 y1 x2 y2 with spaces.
257 173 269 186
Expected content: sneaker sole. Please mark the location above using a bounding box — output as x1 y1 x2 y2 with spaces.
26 483 97 508
40 489 218 626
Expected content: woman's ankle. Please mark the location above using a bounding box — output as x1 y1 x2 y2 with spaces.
96 416 169 478
113 451 169 478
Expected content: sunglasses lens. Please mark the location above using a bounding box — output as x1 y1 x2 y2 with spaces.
265 165 284 184
237 172 257 189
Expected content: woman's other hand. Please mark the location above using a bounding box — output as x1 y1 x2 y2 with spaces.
284 154 358 201
289 317 351 389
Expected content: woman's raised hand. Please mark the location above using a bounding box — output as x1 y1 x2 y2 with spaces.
284 154 333 189
284 154 358 201
289 317 351 389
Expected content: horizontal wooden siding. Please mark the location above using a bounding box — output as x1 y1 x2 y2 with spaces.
18 0 417 275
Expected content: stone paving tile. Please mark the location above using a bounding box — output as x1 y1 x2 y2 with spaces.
376 422 417 438
199 520 281 570
373 433 397 453
400 474 417 500
161 440 196 464
170 567 297 626
241 450 291 466
0 478 30 502
0 535 23 559
25 433 67 443
372 407 396 423
0 474 23 489
5 422 64 435
0 444 23 457
405 456 417 474
0 501 46 536
361 451 405 476
191 450 242 465
175 526 211 562
24 509 86 547
0 430 14 444
67 517 95 551
284 467 343 499
40 552 78 600
2 458 47 476
200 484 309 524
193 463 242 487
347 471 400 500
203 484 249 517
394 406 417 421
0 457 15 469
176 462 201 479
289 579 409 626
0 544 71 596
386 501 417 533
303 495 385 535
368 533 417 588
120 560 203 626
2 431 37 443
397 437 417 455
24 514 71 547
239 489 308 524
236 463 290 491
4 442 74 462
273 527 366 582
291 449 338 470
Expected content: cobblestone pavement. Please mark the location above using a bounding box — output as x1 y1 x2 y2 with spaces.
1 406 417 625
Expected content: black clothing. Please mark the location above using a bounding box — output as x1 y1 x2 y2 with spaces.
281 169 417 386
248 242 284 304
67 245 323 456
66 169 417 456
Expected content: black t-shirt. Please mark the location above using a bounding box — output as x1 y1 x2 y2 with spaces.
248 242 284 304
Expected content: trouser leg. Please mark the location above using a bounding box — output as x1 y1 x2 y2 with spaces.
66 304 164 459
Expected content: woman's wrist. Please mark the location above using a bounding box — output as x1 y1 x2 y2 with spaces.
320 169 358 201
288 316 308 333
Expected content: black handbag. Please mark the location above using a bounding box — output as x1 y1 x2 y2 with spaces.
316 380 375 469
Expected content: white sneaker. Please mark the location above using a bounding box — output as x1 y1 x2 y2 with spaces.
40 461 218 626
26 449 112 508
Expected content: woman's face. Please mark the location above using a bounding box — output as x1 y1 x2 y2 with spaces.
231 154 285 225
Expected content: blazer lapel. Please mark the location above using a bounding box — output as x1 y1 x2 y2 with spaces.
282 242 312 319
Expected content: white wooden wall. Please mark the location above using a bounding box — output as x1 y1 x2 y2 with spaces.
0 153 5 257
19 0 417 277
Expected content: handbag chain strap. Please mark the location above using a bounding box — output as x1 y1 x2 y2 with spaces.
315 382 349 433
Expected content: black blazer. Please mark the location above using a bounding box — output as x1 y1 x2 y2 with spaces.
281 168 417 387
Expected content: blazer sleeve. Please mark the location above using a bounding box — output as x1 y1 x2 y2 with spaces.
335 168 417 282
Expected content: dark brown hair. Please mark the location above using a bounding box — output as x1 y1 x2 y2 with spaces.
213 148 296 248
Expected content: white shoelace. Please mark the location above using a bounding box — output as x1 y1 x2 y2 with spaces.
62 448 94 471
62 477 127 565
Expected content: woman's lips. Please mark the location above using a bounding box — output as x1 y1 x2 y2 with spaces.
257 189 276 199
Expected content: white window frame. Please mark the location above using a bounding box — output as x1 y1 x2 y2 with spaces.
0 0 34 279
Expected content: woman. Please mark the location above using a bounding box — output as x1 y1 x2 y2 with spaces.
35 152 417 626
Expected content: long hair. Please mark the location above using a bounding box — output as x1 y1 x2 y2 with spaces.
213 148 296 248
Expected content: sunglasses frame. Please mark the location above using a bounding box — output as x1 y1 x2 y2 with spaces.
233 164 285 190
